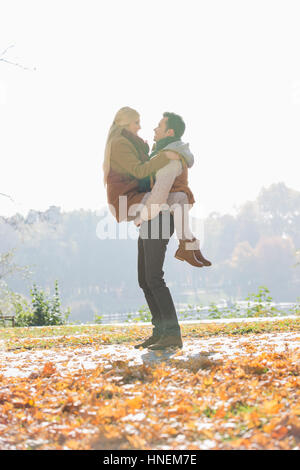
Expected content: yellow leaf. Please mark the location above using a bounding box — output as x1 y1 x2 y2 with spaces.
126 435 146 448
203 377 213 386
65 439 81 450
261 400 282 415
126 396 143 410
185 421 197 430
165 426 178 435
263 419 278 434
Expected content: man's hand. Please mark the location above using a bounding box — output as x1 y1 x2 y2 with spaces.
163 151 180 160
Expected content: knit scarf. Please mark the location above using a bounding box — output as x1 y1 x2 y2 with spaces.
121 128 149 162
140 136 181 191
149 135 181 158
121 131 180 192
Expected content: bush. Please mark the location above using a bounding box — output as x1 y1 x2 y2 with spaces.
244 285 280 317
0 280 31 318
94 314 103 324
126 305 152 323
14 280 70 327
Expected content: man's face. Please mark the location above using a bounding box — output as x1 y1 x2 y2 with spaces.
153 117 174 142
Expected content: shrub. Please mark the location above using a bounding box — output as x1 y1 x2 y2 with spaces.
14 280 70 327
126 305 151 323
94 314 103 324
244 285 280 317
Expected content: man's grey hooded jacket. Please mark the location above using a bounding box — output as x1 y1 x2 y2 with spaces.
157 140 194 168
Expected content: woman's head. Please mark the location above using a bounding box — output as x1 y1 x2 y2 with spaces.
113 107 141 135
103 107 140 185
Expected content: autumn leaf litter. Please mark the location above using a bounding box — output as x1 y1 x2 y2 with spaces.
0 326 299 450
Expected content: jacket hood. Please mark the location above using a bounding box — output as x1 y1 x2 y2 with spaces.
162 141 194 168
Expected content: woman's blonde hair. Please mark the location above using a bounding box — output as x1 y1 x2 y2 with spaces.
103 106 140 186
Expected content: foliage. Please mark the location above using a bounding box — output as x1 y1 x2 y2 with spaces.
0 319 299 450
2 182 300 321
0 280 31 324
0 249 32 281
288 298 300 316
126 305 152 323
178 304 203 320
94 314 103 325
2 318 299 350
206 286 285 320
244 286 280 317
208 302 223 319
14 280 70 327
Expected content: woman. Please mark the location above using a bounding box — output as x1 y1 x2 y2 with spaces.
103 106 211 267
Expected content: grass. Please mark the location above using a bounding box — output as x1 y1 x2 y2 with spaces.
0 318 299 351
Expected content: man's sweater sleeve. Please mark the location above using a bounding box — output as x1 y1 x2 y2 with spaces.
111 139 170 180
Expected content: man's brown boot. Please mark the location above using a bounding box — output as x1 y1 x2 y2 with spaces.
134 334 162 349
148 333 183 350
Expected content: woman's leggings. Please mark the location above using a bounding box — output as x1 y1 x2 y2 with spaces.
134 160 196 242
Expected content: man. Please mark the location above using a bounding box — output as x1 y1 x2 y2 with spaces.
134 112 193 350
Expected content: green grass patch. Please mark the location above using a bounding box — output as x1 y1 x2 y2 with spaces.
0 318 299 351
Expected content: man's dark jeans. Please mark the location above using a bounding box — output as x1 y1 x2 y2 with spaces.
137 211 180 336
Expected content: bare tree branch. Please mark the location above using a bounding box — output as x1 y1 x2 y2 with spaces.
0 44 15 57
0 44 36 71
0 250 32 281
0 193 15 202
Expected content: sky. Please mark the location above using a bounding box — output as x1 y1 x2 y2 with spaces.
1 0 300 219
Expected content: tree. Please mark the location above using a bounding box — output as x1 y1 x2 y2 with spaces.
0 44 36 71
0 249 31 281
257 182 300 236
254 236 296 300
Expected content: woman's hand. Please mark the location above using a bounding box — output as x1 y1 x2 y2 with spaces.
134 216 142 227
163 151 180 160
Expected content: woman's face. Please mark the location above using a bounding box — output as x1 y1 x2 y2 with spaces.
126 117 141 135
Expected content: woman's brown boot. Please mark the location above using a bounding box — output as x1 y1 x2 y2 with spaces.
175 239 204 267
175 238 212 267
193 242 212 266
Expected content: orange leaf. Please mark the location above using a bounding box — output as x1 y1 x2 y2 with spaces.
65 439 82 450
126 435 146 448
126 396 143 410
271 426 288 440
261 400 282 415
215 406 226 418
41 362 56 377
263 420 278 433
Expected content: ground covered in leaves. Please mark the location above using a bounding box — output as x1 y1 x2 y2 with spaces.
0 319 299 450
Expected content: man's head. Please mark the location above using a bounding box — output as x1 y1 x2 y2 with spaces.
154 112 185 142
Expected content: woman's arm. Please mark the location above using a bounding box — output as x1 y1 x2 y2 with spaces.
111 138 180 180
162 150 181 160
